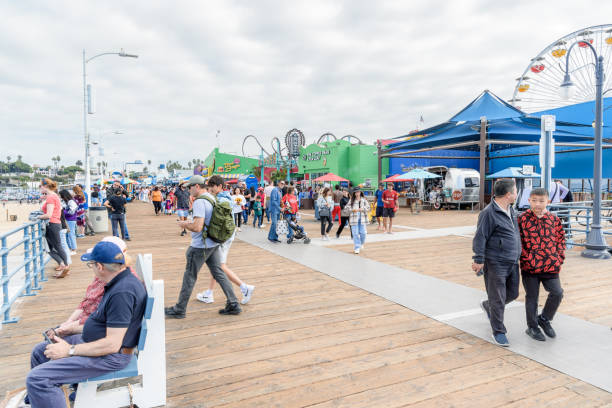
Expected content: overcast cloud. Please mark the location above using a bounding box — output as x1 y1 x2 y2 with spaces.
1 1 610 169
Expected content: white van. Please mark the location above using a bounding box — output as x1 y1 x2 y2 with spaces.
425 166 480 207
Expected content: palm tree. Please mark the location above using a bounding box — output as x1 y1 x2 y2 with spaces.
17 155 22 162
76 160 83 167
6 156 11 163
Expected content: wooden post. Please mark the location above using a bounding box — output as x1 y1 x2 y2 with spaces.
479 116 487 210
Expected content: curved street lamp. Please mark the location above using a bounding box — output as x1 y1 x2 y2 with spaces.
560 41 610 259
82 49 138 207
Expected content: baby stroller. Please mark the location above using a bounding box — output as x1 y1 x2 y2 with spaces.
284 213 311 244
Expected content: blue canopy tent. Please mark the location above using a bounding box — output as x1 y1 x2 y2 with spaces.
379 90 608 208
486 167 541 179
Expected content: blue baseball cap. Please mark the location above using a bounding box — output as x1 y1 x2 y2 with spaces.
81 241 125 264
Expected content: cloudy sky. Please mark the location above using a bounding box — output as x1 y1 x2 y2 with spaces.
2 1 610 170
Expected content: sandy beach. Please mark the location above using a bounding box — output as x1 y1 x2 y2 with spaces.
0 202 41 235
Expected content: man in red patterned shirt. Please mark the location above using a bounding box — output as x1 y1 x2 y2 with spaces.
518 188 565 342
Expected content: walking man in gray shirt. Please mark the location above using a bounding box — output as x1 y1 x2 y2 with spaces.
472 179 521 347
165 175 241 319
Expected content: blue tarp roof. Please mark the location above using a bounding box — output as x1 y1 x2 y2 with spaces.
388 90 598 153
450 90 523 122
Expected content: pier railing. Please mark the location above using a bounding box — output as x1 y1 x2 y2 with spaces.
550 200 612 248
0 221 50 325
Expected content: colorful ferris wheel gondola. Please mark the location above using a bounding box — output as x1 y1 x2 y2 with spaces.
510 24 612 113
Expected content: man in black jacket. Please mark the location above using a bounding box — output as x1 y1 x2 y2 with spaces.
472 179 520 347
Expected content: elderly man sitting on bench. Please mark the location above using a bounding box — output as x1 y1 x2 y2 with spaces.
23 241 147 408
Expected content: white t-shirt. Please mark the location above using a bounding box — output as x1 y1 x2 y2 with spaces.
232 195 246 214
264 185 274 198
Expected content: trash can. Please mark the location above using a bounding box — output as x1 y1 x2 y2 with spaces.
89 207 109 233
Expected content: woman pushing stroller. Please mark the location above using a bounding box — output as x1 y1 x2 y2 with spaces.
281 186 310 244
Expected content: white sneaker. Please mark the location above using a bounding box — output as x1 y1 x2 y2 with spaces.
196 291 214 303
237 228 242 232
261 223 266 228
360 244 365 250
241 285 255 304
354 248 360 254
70 250 77 256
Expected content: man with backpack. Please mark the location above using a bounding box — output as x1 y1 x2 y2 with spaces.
165 175 241 319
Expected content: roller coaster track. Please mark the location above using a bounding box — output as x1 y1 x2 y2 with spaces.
241 134 288 161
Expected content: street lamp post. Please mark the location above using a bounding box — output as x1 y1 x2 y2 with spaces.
560 41 610 259
82 49 137 207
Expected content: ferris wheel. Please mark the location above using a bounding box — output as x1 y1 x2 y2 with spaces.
510 24 612 113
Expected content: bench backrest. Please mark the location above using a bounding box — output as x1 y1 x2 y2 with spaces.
135 254 155 351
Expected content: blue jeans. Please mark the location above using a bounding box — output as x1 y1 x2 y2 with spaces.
284 213 295 239
265 204 270 222
350 220 367 250
268 211 280 241
59 229 72 265
243 206 249 223
27 334 132 408
314 201 320 220
253 213 263 227
110 213 129 239
66 220 77 250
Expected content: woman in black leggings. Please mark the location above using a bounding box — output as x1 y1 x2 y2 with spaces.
316 187 334 240
38 178 70 278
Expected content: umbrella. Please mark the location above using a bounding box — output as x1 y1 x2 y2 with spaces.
383 174 415 182
486 167 541 179
121 177 137 185
313 173 349 182
398 168 442 179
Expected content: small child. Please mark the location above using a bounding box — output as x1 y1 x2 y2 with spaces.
164 197 173 215
518 187 565 342
252 199 263 228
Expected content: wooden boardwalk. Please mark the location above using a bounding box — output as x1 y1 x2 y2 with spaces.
1 202 612 407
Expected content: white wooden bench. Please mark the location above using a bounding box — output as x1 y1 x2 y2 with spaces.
73 254 166 408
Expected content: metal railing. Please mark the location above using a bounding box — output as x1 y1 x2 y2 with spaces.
1 220 50 325
550 200 612 248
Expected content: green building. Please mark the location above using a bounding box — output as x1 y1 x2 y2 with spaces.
202 148 259 178
299 140 388 189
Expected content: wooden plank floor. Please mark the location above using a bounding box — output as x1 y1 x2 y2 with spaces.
335 235 612 327
1 202 611 407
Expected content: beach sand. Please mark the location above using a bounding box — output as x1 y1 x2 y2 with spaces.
0 202 41 235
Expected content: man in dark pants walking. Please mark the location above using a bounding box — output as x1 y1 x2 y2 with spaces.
472 179 521 347
165 175 241 319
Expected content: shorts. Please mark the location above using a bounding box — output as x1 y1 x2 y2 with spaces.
177 209 189 217
218 232 235 264
383 207 395 218
375 206 384 218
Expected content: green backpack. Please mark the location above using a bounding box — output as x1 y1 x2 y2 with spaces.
196 195 235 243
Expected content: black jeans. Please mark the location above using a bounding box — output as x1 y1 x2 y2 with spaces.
482 260 519 335
45 222 68 265
336 216 351 237
234 213 242 227
153 201 162 214
320 216 333 236
522 274 563 329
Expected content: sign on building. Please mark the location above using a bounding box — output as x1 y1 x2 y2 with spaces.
285 129 305 158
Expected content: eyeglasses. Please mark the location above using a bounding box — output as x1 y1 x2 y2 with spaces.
86 261 99 268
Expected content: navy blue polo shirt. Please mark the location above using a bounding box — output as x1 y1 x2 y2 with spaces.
82 268 147 349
